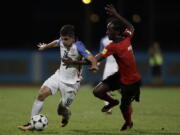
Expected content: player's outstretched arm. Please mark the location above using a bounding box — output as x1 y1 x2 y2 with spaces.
37 40 58 51
62 56 99 72
62 57 91 65
105 4 134 32
63 53 104 65
86 56 99 72
95 53 105 62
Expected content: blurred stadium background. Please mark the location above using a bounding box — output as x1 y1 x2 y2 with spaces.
0 0 180 85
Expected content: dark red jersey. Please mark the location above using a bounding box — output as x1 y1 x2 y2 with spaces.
100 29 141 85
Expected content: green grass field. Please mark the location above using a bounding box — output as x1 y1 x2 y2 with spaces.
0 86 180 135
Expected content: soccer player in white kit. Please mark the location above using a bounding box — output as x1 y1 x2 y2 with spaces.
99 35 118 114
18 25 98 130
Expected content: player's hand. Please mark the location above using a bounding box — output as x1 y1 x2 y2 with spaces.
62 57 74 66
37 43 47 51
89 65 99 73
105 4 119 16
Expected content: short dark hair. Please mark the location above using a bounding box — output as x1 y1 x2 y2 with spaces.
60 24 75 37
110 19 126 35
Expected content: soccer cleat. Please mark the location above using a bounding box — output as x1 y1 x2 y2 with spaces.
60 110 71 127
120 122 133 131
61 118 69 127
101 99 119 112
104 110 112 115
17 123 34 131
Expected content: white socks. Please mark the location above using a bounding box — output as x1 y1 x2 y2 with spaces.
31 100 44 117
104 101 109 105
104 101 112 112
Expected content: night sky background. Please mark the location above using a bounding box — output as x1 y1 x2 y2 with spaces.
1 0 180 52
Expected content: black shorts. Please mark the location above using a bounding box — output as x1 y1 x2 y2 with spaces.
102 72 141 103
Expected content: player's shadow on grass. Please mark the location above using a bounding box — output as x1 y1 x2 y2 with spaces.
40 131 59 134
70 129 125 135
70 129 180 135
134 129 180 135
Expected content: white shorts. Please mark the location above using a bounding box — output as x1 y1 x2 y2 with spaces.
42 71 80 107
102 56 118 80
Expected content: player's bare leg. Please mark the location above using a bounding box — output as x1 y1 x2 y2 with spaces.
93 82 119 112
120 105 133 131
17 86 52 131
119 84 140 131
57 102 71 127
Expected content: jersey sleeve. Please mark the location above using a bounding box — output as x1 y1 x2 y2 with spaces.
75 41 92 59
100 43 114 58
99 38 104 53
56 39 61 46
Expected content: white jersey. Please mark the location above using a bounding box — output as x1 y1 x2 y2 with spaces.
99 36 118 80
57 40 91 84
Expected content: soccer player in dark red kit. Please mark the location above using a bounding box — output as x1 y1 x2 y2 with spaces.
62 4 141 131
93 4 142 131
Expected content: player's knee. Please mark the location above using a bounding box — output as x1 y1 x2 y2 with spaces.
37 93 46 101
93 83 103 97
93 88 100 97
93 82 110 97
37 89 50 101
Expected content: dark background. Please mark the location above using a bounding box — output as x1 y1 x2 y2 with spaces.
1 0 179 51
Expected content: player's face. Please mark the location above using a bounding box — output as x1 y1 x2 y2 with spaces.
106 23 119 41
60 36 75 47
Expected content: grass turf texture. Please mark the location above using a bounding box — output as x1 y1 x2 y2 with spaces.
0 86 180 135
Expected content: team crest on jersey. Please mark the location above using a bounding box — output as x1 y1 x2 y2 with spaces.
101 48 108 55
128 45 132 51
